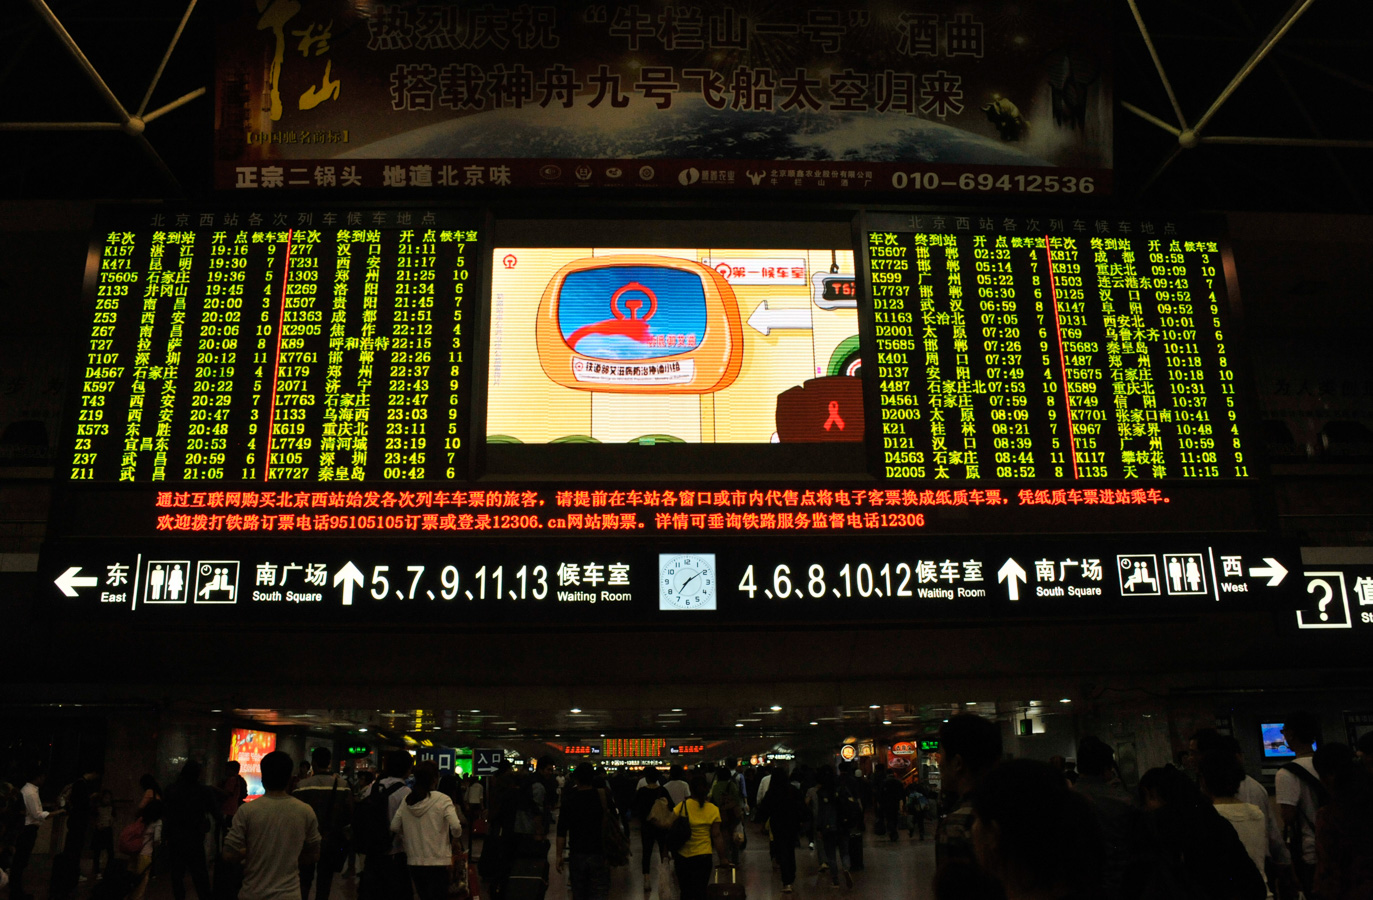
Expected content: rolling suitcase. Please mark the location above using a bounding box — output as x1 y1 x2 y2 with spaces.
505 856 549 900
707 864 746 899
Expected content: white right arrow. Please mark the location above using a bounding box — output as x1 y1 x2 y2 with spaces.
998 558 1027 601
333 561 365 606
747 301 813 336
54 566 99 598
1248 557 1288 587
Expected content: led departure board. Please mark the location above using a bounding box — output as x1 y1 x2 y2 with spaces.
859 212 1253 484
70 207 483 484
41 207 1289 628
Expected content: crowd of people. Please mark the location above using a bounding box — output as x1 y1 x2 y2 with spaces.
932 711 1373 900
1 712 1369 900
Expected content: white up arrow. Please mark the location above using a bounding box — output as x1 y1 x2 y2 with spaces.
747 301 813 336
54 566 99 597
1248 557 1288 587
998 558 1027 601
333 561 364 606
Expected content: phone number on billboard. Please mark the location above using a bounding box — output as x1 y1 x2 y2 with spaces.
890 172 1097 194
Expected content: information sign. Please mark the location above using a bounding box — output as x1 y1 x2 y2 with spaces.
42 206 1285 630
860 211 1254 484
68 207 482 484
38 536 1298 624
473 748 504 775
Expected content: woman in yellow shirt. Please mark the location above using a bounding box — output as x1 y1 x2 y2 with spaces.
674 773 731 900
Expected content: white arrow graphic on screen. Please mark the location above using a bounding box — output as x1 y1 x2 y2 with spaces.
1248 558 1288 587
998 558 1027 601
747 301 813 336
334 561 365 606
55 567 98 597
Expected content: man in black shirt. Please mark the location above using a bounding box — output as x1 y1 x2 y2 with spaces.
555 763 609 900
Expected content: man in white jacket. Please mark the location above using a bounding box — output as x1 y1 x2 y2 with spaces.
391 762 463 900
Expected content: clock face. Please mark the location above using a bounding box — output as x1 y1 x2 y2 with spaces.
659 553 717 611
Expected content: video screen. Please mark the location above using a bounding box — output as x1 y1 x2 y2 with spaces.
487 247 863 447
1260 722 1295 759
230 728 277 800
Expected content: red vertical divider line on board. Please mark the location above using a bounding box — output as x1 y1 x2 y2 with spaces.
263 229 294 480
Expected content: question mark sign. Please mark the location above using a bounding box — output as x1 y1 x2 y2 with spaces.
1307 577 1333 622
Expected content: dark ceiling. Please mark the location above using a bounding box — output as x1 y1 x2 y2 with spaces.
1 0 1369 211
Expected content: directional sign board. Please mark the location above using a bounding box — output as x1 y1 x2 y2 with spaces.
38 536 1298 626
473 749 504 776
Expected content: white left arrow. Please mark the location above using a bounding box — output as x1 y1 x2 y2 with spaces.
55 566 98 597
747 301 813 336
998 558 1027 601
333 561 365 606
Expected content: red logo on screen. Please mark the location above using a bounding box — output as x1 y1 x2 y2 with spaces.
503 254 518 269
567 282 659 347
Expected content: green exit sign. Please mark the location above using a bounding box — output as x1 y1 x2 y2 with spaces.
919 740 939 751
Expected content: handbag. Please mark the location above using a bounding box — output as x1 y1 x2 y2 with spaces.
598 789 631 867
664 800 692 853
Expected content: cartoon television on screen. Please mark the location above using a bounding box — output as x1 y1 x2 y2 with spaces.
536 255 743 394
487 248 863 445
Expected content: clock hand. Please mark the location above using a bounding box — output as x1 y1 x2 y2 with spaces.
680 570 704 590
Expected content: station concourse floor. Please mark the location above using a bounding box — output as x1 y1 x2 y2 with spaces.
12 819 938 899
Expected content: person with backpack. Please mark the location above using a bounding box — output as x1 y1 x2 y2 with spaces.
294 747 354 900
391 762 463 900
634 767 673 892
125 799 164 900
708 767 744 866
1275 711 1325 897
356 750 412 900
1132 765 1267 900
812 766 853 889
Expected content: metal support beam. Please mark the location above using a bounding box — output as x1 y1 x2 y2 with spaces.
1192 0 1318 136
138 0 199 117
1200 135 1373 149
1125 0 1189 130
1121 102 1182 136
143 87 208 124
26 0 131 125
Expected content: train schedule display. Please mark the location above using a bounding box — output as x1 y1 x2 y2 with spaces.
70 207 483 485
41 206 1286 626
859 211 1255 485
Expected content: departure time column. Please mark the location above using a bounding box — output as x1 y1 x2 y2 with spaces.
383 230 434 480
